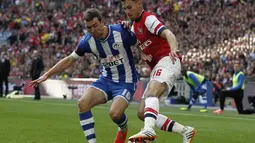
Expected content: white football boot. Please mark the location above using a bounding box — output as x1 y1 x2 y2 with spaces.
128 127 157 142
181 126 197 143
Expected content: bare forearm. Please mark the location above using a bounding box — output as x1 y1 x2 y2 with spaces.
161 29 178 51
44 56 76 78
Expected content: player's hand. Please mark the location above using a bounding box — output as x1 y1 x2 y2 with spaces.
119 20 131 29
226 87 231 90
29 75 48 87
169 50 178 64
141 52 152 62
222 87 230 92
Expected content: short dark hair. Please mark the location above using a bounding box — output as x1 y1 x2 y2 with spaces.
84 8 102 22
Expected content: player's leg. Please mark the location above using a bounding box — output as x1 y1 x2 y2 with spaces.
233 90 246 114
111 97 129 143
78 79 109 143
130 57 196 143
129 80 166 141
199 93 208 112
214 91 220 105
213 84 221 104
141 57 181 132
0 77 3 97
199 82 208 112
137 86 196 142
233 90 255 114
181 92 198 111
138 98 189 132
4 76 8 96
137 98 146 121
143 80 166 129
110 82 136 143
213 89 233 114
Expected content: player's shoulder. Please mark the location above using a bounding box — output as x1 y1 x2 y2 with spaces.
142 11 158 19
143 11 156 16
109 24 126 32
79 34 92 43
136 11 158 25
109 24 131 36
77 34 93 48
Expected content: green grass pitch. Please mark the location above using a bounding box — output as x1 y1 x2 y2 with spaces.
0 98 255 143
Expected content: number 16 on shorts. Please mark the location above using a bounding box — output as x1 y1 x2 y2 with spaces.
153 69 162 77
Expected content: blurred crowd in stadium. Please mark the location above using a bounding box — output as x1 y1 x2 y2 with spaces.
0 0 255 89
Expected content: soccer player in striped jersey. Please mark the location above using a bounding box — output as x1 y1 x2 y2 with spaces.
30 8 139 143
121 0 196 142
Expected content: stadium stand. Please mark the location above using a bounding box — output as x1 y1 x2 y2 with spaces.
0 0 254 90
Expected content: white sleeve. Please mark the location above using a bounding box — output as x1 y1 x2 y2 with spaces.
131 25 134 33
144 15 165 35
70 51 82 59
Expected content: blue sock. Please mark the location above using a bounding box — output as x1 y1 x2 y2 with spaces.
188 97 196 109
202 93 207 109
113 114 128 132
79 111 96 143
203 103 207 109
203 97 207 109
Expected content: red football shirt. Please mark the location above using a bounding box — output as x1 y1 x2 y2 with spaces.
132 11 179 69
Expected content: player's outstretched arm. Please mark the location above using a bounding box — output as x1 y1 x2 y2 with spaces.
189 73 202 88
160 29 179 63
29 55 77 87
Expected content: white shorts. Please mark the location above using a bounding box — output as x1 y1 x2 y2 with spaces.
142 56 181 98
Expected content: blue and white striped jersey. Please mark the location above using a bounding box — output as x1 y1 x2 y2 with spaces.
71 24 139 83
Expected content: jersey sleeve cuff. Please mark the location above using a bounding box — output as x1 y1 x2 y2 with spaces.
157 26 167 35
70 51 82 59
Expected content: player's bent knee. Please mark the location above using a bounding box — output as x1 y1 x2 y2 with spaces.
144 88 158 98
109 109 123 121
145 81 167 97
78 99 91 112
144 90 161 98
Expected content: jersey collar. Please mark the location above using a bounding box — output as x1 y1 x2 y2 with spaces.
97 25 111 43
135 10 145 22
234 71 241 75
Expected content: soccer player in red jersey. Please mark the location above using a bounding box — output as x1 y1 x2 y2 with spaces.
121 0 197 142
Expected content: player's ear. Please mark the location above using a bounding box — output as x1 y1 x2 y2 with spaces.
100 19 105 25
